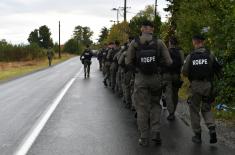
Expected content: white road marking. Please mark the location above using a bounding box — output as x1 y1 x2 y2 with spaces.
14 67 83 155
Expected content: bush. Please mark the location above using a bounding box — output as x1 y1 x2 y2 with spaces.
215 60 235 106
0 40 45 61
63 39 83 55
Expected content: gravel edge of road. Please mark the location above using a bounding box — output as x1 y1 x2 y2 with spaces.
176 101 235 149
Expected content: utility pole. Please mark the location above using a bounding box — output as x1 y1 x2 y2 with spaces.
59 21 61 59
154 0 158 19
112 8 119 24
124 0 127 22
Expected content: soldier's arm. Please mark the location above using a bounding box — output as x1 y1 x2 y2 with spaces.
158 40 172 66
182 55 190 77
106 50 111 60
210 53 222 78
180 50 185 65
125 40 136 65
80 52 84 60
118 52 125 65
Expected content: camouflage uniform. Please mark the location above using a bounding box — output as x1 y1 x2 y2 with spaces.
162 48 184 119
182 47 218 143
126 33 172 141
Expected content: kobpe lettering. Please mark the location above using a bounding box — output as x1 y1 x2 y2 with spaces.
141 56 156 63
192 59 208 65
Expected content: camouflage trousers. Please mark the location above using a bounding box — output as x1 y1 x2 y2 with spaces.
189 81 216 133
133 72 162 138
115 67 123 96
122 71 132 107
162 73 181 114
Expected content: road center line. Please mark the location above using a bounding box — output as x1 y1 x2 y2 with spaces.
14 67 83 155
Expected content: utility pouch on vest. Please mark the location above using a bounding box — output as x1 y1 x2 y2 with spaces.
135 37 159 75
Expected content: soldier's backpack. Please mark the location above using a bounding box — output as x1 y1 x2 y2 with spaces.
167 48 182 74
83 50 92 60
135 37 160 75
188 50 212 81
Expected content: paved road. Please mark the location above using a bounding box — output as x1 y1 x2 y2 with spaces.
0 57 234 155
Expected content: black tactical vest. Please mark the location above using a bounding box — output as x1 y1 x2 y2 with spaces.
135 38 159 75
83 50 92 60
102 49 108 60
189 51 212 81
166 48 182 74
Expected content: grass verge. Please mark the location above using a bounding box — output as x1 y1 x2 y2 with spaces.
179 75 235 121
0 53 75 81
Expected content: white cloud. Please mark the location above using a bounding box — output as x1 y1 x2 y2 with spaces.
0 0 169 44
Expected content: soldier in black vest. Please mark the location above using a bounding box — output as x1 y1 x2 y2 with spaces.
80 45 93 78
162 37 184 121
182 35 219 144
126 20 172 146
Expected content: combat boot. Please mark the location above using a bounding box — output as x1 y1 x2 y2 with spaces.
167 113 175 121
209 126 217 144
192 132 202 144
152 132 162 145
138 138 149 147
103 80 108 87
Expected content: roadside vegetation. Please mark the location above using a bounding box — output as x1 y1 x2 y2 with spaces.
96 2 235 120
0 25 76 81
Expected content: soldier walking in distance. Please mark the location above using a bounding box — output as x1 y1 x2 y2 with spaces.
182 35 220 144
47 47 53 66
126 20 172 146
80 45 93 78
162 37 184 121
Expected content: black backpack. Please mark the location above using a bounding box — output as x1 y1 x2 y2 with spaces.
83 50 92 60
135 38 160 75
189 50 212 81
167 48 182 74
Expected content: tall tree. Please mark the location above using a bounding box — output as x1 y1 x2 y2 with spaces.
106 22 130 44
28 25 53 49
39 25 53 49
73 26 93 46
98 27 109 43
28 29 40 45
129 5 161 38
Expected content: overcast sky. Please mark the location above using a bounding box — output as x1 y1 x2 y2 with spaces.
0 0 169 44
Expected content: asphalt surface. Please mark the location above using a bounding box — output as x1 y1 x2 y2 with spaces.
0 57 234 155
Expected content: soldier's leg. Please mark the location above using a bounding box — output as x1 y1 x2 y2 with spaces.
189 92 202 143
172 86 179 113
149 78 162 144
111 69 116 90
189 93 202 133
87 63 90 77
118 69 123 96
84 63 87 78
150 92 162 133
201 99 217 143
165 81 175 115
102 62 106 75
134 84 149 140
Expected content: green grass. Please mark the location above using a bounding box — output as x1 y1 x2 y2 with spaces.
179 76 235 121
179 75 190 100
0 54 75 81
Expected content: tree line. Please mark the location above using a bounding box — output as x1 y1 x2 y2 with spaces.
97 2 234 106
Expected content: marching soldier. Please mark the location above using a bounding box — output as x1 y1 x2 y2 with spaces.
182 35 220 144
126 20 172 146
